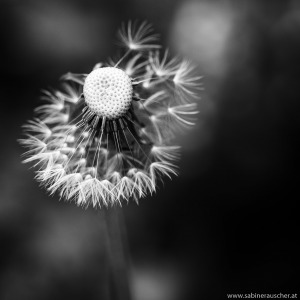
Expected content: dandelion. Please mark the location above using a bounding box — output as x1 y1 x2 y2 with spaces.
20 22 202 208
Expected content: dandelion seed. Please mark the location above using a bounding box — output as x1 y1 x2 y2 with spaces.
149 50 179 78
118 21 161 51
20 21 202 208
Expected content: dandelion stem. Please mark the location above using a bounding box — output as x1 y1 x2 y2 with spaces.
101 208 132 300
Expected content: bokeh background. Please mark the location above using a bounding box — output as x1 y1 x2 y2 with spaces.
0 0 299 299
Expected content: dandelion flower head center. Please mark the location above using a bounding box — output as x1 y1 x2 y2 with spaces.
83 67 133 120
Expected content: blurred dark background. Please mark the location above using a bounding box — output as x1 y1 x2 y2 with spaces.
0 0 299 299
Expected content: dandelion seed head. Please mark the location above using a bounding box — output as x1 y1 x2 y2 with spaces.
20 21 202 208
